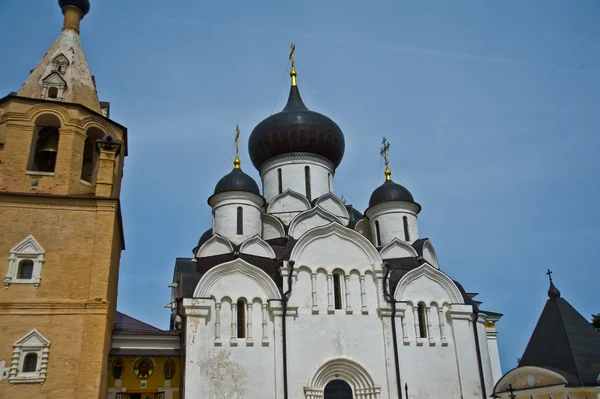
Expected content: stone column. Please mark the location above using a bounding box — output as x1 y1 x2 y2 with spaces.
438 306 448 345
261 303 269 345
426 306 434 344
230 302 238 346
359 275 368 314
214 302 222 345
327 274 334 313
246 302 253 345
344 275 352 313
311 273 319 314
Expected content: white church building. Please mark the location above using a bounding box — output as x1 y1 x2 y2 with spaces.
169 56 503 399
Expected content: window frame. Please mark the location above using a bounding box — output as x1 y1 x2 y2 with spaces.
9 329 51 385
5 235 45 288
333 272 343 310
236 299 246 338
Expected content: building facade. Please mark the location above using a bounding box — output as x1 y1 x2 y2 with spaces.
0 1 127 398
168 55 504 398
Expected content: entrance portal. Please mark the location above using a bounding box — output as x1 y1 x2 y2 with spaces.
324 379 353 399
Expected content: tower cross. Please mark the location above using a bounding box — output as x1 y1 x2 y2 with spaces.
380 137 392 180
289 43 297 86
234 125 241 169
546 269 553 282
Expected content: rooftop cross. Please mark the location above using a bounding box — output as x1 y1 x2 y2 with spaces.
234 125 241 169
546 269 553 282
380 137 392 181
289 42 297 87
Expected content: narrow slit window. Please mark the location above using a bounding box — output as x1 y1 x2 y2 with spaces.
17 260 34 280
403 216 410 241
305 166 311 201
333 273 342 310
237 299 246 338
237 207 243 235
375 220 382 247
328 173 331 192
277 168 283 194
22 353 38 372
418 303 427 338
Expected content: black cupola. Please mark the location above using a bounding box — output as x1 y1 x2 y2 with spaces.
368 179 416 208
59 0 91 16
248 66 345 170
212 167 260 196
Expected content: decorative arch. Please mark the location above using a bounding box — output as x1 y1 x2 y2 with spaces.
421 239 439 269
380 237 418 259
196 234 234 258
239 235 276 259
288 207 343 239
267 189 311 225
304 357 381 399
194 258 281 300
26 104 71 126
290 223 382 268
353 218 372 242
261 213 285 240
394 264 464 304
314 193 350 222
80 116 119 139
493 366 568 395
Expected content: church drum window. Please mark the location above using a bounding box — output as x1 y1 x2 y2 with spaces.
305 166 311 201
31 126 59 173
22 353 38 372
237 207 243 235
277 168 283 194
418 302 427 338
403 216 410 241
333 273 343 310
324 379 353 399
237 299 246 338
17 260 34 280
375 220 382 246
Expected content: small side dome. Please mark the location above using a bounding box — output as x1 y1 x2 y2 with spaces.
369 179 415 208
192 228 213 255
213 167 260 196
59 0 91 16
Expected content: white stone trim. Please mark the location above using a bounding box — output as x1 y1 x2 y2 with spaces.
288 207 343 239
8 329 51 385
195 234 234 259
261 213 285 240
5 235 45 288
313 192 350 222
379 237 419 259
239 235 276 259
304 357 381 399
393 264 464 304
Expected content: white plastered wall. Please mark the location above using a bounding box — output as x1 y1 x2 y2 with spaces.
366 201 420 246
261 153 335 203
209 191 263 245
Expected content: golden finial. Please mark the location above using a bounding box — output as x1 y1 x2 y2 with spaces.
234 125 241 169
289 42 297 87
380 137 391 180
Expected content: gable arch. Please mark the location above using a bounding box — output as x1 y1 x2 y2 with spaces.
261 213 285 240
239 235 276 259
290 223 382 269
194 258 281 300
267 189 311 225
80 116 119 139
494 366 568 394
394 264 464 304
421 239 440 269
305 357 381 398
26 104 71 126
288 207 343 239
314 193 350 222
196 234 234 258
380 237 418 259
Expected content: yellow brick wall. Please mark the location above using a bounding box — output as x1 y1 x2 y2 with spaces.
0 98 126 399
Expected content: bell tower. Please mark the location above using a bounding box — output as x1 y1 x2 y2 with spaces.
0 1 127 398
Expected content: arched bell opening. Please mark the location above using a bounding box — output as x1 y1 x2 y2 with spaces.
80 127 103 183
28 114 62 173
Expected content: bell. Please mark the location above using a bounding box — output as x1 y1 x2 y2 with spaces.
36 128 59 153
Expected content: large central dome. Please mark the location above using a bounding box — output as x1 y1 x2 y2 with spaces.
248 85 345 170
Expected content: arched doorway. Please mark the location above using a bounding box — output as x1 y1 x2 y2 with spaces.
324 379 353 399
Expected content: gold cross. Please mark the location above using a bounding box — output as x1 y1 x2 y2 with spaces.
234 125 241 168
380 137 392 180
289 43 296 67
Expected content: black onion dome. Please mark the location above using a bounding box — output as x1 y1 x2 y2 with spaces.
193 228 213 254
213 167 260 196
548 281 561 299
248 85 345 170
369 179 415 208
59 0 91 15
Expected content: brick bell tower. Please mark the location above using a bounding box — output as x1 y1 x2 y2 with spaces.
0 1 127 397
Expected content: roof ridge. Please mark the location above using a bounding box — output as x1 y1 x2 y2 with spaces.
554 298 581 382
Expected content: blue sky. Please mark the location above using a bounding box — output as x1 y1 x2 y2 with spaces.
1 0 599 373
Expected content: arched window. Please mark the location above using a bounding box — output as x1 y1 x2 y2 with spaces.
375 220 382 246
333 273 343 310
236 299 246 338
418 302 427 338
31 126 59 173
22 353 38 372
403 216 410 241
237 207 243 235
47 87 59 99
328 173 331 192
305 166 311 201
17 260 34 280
80 136 97 183
324 379 353 399
277 168 283 194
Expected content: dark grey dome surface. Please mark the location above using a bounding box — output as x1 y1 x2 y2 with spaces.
59 0 91 15
213 167 260 196
368 180 415 208
193 228 213 255
248 86 345 170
